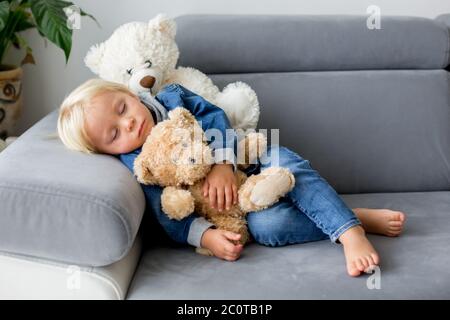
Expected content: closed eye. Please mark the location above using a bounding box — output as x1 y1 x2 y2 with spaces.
120 103 126 115
112 128 119 141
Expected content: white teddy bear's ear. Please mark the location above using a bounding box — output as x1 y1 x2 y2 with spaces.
84 42 106 75
148 13 176 38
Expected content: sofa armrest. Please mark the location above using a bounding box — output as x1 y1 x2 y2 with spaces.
436 14 450 68
0 110 146 267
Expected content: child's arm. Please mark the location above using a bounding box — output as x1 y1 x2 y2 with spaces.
120 151 243 259
119 150 213 247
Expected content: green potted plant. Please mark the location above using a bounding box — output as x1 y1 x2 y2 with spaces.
0 0 96 139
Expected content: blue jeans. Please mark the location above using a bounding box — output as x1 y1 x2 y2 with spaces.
244 144 361 246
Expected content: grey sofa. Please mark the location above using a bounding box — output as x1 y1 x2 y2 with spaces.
1 14 450 299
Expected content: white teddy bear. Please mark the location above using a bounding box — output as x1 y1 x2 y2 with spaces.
84 13 260 130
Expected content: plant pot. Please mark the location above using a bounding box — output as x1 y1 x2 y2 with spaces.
0 65 23 140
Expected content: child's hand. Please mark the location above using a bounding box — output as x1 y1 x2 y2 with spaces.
201 228 243 261
202 163 238 211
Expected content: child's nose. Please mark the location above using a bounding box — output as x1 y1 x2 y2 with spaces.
126 118 135 132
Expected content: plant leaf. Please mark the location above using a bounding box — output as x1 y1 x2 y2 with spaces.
0 1 9 33
21 48 35 65
30 0 72 62
15 10 34 32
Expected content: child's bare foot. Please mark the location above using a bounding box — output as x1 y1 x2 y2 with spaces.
339 225 380 277
200 228 244 261
353 208 406 237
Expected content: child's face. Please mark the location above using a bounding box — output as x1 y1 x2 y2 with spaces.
84 90 154 155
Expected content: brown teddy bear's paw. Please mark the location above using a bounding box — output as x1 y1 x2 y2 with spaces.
195 247 214 256
239 167 295 212
161 187 195 220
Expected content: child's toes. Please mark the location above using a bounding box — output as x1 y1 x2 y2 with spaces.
347 262 361 277
363 257 372 269
355 259 366 272
365 256 375 268
389 221 403 227
371 253 380 265
397 211 406 222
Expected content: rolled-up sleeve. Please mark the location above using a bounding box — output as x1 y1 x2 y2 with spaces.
187 217 214 248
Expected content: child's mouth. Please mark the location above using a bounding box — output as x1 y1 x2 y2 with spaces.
138 119 145 137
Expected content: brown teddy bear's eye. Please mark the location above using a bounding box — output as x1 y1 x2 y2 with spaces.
189 157 195 164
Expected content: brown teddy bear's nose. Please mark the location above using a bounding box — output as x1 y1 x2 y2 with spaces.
140 76 156 88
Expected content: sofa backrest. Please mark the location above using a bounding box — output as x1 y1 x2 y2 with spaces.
175 14 450 194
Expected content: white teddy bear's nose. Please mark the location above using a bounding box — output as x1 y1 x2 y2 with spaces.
140 76 155 89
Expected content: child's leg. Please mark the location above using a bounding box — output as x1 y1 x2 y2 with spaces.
248 205 406 247
255 144 379 276
352 208 406 237
247 198 329 247
257 144 360 242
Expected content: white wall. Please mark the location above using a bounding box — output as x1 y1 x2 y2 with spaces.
6 0 450 135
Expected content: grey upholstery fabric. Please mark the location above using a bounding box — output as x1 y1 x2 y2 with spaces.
436 14 450 35
1 14 450 299
176 15 450 73
209 70 450 194
125 14 450 300
127 192 450 299
0 110 145 267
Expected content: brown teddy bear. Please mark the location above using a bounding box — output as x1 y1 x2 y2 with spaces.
134 107 295 255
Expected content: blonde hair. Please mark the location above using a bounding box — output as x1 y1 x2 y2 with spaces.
57 78 136 154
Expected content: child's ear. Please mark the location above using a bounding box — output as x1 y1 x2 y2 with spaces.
84 42 106 75
148 13 176 39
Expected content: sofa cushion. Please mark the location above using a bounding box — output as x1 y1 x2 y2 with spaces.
210 70 450 194
176 15 450 73
0 110 145 267
126 191 450 299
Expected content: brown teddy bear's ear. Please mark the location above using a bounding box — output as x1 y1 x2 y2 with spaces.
133 155 156 185
168 107 197 127
148 13 176 39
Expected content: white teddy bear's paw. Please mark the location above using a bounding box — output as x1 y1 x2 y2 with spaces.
215 82 260 130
